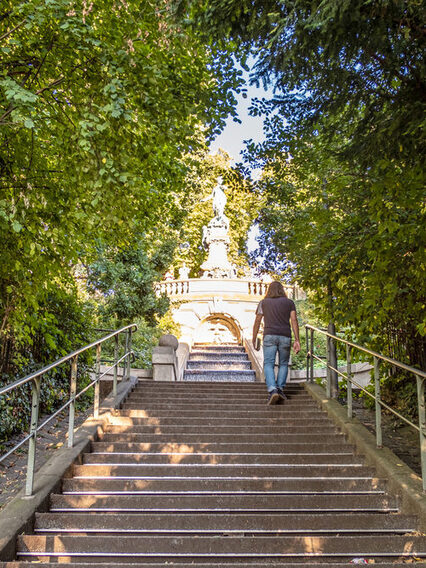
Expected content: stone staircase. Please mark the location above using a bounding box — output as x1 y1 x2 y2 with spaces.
184 343 256 382
2 343 426 566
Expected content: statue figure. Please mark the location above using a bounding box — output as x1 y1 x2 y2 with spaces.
178 263 190 280
201 176 227 220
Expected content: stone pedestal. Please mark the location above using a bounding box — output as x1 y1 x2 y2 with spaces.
152 335 179 381
201 216 235 278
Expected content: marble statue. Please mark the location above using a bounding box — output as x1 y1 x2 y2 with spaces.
202 176 227 221
200 176 235 279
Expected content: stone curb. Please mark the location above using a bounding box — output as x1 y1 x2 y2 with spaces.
305 382 426 530
0 377 137 561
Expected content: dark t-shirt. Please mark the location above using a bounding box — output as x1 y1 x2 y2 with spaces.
256 297 296 338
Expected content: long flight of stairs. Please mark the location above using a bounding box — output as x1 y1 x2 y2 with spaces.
2 342 426 566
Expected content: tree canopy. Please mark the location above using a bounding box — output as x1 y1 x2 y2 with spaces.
0 0 242 373
178 0 425 372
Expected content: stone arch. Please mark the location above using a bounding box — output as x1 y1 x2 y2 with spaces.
195 312 243 345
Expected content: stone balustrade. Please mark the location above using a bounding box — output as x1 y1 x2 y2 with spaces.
157 278 303 300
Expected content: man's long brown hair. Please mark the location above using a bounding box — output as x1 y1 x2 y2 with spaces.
265 280 287 298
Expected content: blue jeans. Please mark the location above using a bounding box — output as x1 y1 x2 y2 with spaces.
263 335 291 392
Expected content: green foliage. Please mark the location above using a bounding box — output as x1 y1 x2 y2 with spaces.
0 0 242 372
290 300 327 370
254 141 425 373
180 0 425 416
87 236 173 325
131 312 181 369
86 233 177 368
181 0 425 166
0 284 93 450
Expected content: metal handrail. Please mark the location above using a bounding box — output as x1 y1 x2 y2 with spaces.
0 324 137 496
305 324 426 491
306 324 426 378
0 324 137 396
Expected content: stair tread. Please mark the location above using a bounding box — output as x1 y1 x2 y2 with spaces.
50 494 397 511
16 534 426 556
4 564 424 568
35 511 416 532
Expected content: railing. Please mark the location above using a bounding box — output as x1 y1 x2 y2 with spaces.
158 279 190 295
0 324 137 496
305 324 426 490
157 278 298 298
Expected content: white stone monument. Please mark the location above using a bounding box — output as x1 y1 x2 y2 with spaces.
200 177 235 279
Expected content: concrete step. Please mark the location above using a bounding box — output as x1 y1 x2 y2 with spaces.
71 463 376 478
187 361 252 370
104 424 339 435
188 355 250 363
83 452 363 465
133 381 304 391
187 355 250 363
61 476 385 494
50 493 397 512
125 392 313 402
17 535 425 561
115 408 326 419
34 511 417 535
191 346 246 352
183 371 256 381
122 399 316 409
3 563 422 568
99 432 347 444
107 415 333 426
121 401 321 411
91 441 357 454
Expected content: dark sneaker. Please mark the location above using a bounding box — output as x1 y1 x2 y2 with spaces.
267 389 280 405
277 388 287 403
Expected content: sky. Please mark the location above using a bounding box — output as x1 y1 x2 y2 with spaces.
209 67 271 164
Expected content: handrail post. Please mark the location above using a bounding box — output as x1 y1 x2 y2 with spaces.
94 344 101 418
305 327 310 382
126 328 132 381
346 344 353 419
25 377 41 496
328 322 338 398
326 335 331 398
416 375 426 491
374 356 382 448
310 328 314 383
68 355 78 448
122 332 126 380
113 335 119 397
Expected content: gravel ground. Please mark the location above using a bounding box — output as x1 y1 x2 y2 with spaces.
349 397 421 476
0 406 93 510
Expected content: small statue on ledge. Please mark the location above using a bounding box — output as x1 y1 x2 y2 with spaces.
178 263 190 280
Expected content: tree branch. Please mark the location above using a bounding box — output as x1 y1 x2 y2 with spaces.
0 18 26 42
